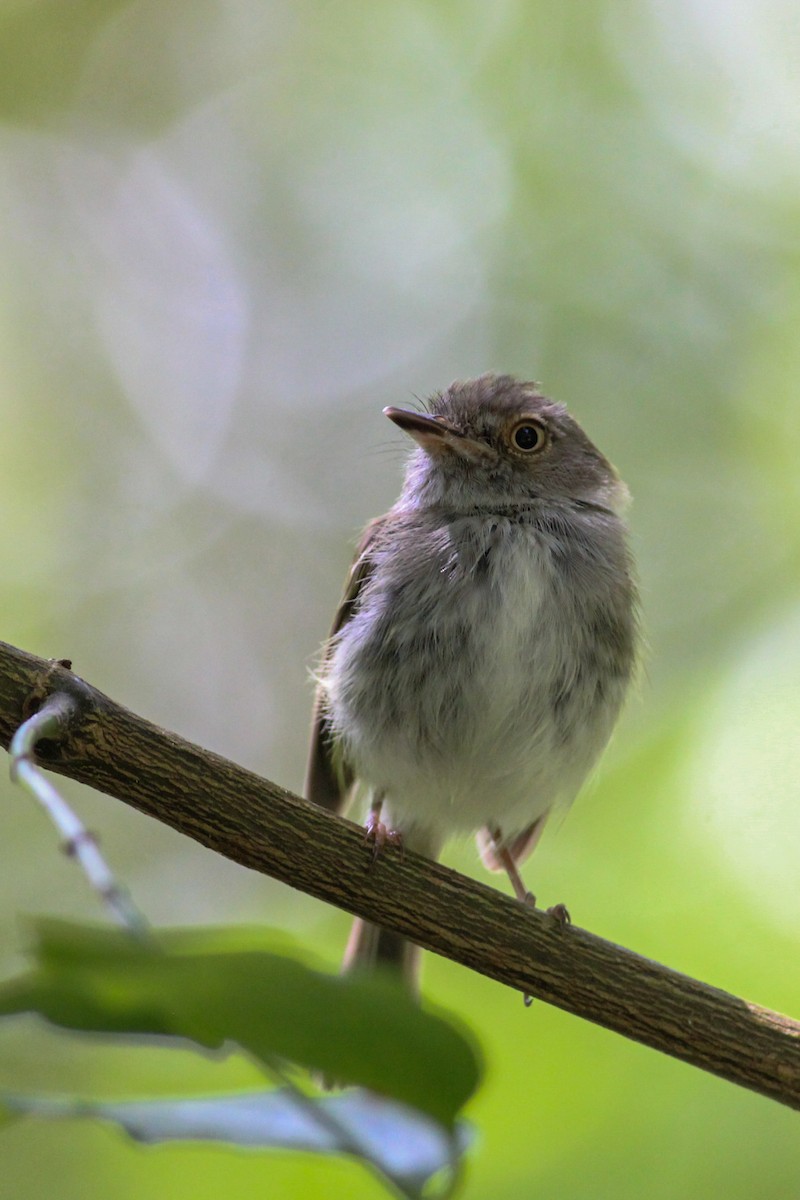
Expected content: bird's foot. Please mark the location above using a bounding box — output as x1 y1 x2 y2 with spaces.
545 902 571 928
363 811 404 864
521 898 571 1007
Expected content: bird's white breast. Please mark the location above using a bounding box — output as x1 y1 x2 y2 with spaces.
325 508 631 844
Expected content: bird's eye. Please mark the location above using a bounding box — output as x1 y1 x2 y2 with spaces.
509 418 547 454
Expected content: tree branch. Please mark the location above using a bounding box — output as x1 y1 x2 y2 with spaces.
1 638 798 1110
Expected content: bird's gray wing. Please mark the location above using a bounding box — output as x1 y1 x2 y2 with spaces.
304 516 386 813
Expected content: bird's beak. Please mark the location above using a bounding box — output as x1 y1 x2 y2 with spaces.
383 407 494 461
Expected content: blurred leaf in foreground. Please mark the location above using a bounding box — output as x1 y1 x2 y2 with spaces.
0 920 481 1128
2 1087 472 1197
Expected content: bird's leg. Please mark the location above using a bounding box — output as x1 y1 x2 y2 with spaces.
487 825 535 904
363 791 403 863
487 824 571 925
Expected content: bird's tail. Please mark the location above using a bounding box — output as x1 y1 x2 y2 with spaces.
342 918 420 992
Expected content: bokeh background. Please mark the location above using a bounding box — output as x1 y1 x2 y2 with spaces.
2 1 800 1196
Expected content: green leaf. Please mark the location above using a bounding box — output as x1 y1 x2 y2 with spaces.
2 1087 472 1195
0 921 482 1128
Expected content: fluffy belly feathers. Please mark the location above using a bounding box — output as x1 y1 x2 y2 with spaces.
323 513 632 839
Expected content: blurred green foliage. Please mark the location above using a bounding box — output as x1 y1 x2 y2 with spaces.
1 1 799 1197
0 920 480 1128
0 921 478 1194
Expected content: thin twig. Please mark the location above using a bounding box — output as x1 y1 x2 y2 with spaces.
9 693 150 939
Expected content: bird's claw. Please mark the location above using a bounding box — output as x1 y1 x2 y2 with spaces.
522 899 570 1007
364 813 403 864
545 902 571 928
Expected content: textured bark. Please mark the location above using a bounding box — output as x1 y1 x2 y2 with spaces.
1 638 798 1109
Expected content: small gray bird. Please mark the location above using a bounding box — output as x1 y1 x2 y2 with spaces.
306 373 638 988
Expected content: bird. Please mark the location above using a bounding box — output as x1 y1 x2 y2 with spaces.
305 373 638 990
